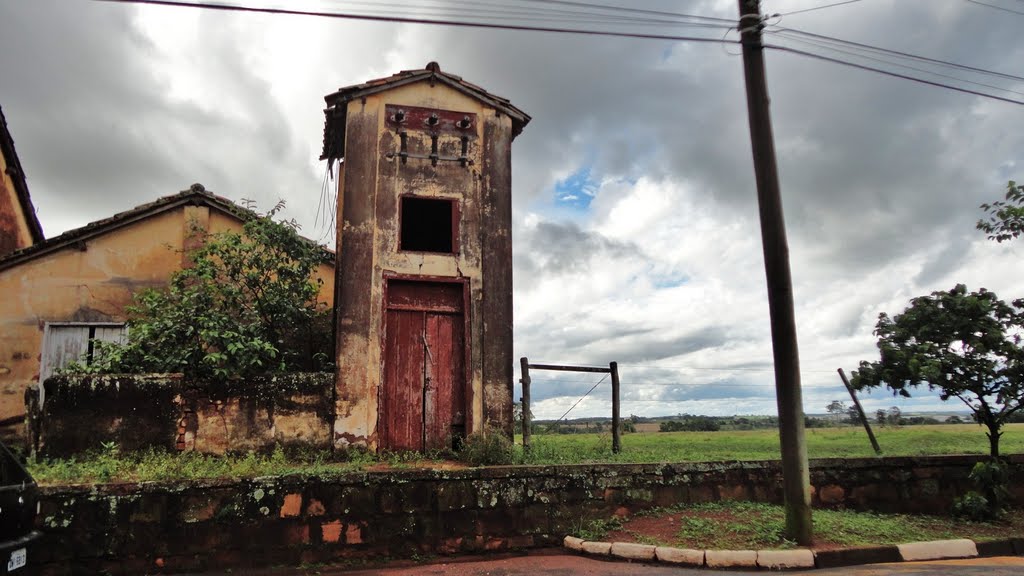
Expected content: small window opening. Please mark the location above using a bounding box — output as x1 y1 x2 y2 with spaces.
400 196 456 253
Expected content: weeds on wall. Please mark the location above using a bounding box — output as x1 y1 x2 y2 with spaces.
952 459 1012 521
457 428 516 466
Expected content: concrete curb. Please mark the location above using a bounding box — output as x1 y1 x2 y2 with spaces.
897 539 976 562
564 535 1021 570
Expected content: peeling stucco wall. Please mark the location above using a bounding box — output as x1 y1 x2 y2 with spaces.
334 81 516 449
0 207 335 442
0 144 37 257
35 372 334 457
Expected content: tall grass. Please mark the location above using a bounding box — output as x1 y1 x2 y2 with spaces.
26 424 1022 485
518 423 1024 465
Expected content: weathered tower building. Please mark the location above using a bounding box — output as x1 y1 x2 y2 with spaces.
321 63 529 451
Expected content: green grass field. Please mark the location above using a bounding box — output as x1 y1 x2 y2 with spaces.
518 423 1024 465
28 423 1022 484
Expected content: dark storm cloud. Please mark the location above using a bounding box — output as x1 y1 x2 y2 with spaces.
647 381 775 403
417 1 1024 277
514 220 642 277
0 1 309 229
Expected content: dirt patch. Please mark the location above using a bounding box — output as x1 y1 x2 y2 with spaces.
600 503 1024 551
365 459 470 472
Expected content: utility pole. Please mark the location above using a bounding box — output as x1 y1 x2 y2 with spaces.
838 368 882 454
737 0 812 545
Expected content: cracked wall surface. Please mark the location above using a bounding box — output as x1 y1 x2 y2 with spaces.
0 206 335 444
333 81 515 449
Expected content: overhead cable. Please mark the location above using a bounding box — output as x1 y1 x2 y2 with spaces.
964 0 1024 15
557 372 609 422
95 0 736 43
772 31 1024 97
770 26 1024 83
778 0 864 17
766 44 1024 105
95 0 1024 106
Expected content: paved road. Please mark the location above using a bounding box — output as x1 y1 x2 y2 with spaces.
224 550 1024 576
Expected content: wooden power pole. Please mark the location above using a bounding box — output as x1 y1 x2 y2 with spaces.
737 0 813 545
838 368 882 454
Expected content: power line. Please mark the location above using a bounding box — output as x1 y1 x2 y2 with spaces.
766 44 1024 105
557 372 609 422
770 26 1024 83
964 0 1024 15
95 0 736 43
772 30 1024 98
778 0 864 17
515 0 734 23
95 0 1024 106
322 0 734 29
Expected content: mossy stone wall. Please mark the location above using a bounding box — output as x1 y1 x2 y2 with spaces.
30 455 1024 575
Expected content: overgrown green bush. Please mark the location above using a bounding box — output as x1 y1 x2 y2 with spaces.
65 201 333 380
952 459 1011 521
458 428 515 466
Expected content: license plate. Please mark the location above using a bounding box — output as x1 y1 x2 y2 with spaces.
7 547 26 571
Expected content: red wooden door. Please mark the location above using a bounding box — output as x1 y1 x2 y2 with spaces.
381 281 465 451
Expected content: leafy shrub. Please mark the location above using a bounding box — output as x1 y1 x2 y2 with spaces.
952 491 993 521
952 460 1011 521
458 428 516 466
64 202 333 380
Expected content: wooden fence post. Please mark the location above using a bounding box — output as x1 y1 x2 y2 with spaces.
520 357 531 452
610 361 621 454
838 368 881 455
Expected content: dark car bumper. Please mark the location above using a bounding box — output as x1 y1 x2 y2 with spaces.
0 530 42 575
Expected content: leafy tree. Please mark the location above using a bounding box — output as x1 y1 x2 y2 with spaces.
977 181 1024 243
887 406 902 427
845 405 861 425
78 203 333 379
825 400 847 423
875 409 887 426
852 285 1024 458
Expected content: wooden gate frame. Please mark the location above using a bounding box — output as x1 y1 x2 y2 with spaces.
519 357 621 453
380 274 473 449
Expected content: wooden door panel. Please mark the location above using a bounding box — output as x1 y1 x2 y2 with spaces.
381 309 426 451
423 313 465 450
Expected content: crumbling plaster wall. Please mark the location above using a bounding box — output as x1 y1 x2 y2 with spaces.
35 372 334 457
0 206 335 441
334 81 514 449
0 148 36 257
0 209 187 431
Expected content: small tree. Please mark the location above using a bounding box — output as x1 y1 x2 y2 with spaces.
825 400 847 424
845 405 861 425
977 180 1024 242
875 408 887 426
80 203 332 379
887 406 902 428
852 284 1024 458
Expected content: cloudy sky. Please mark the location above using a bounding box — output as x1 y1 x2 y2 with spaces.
3 0 1023 420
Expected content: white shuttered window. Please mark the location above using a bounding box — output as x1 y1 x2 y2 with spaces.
39 323 127 403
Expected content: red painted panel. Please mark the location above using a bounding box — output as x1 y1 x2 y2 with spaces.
382 280 467 452
387 280 463 313
424 313 466 450
384 104 478 137
381 309 425 451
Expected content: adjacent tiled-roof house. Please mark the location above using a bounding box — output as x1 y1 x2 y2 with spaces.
0 184 336 442
0 105 44 258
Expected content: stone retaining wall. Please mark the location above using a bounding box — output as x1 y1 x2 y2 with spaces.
33 373 334 457
30 454 1024 575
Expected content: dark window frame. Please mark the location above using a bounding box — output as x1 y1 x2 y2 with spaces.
398 194 460 255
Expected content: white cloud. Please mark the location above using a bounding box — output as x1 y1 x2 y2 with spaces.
2 0 1020 420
